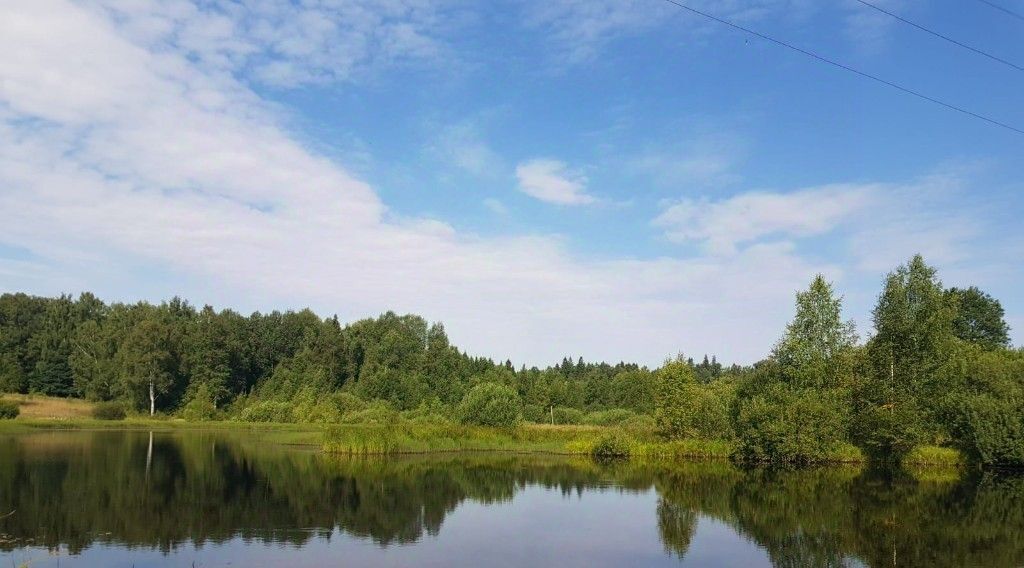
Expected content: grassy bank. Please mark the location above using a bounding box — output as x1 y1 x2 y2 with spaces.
320 422 964 467
0 395 965 467
0 416 965 467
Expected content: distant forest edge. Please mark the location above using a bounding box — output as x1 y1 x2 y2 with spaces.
1 254 1022 467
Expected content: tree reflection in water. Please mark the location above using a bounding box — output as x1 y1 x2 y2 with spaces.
0 431 1021 567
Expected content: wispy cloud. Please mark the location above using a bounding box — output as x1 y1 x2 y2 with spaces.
79 0 457 87
523 0 813 65
629 131 747 191
654 184 879 254
515 159 595 205
483 198 510 216
427 118 504 178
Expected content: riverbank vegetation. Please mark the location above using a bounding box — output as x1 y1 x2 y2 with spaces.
1 254 1020 467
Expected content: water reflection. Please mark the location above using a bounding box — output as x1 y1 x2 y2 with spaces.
0 431 1021 567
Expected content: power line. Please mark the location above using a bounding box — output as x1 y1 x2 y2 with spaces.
974 0 1024 22
657 0 1024 136
853 0 1023 72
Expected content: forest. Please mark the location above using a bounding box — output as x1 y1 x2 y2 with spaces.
1 254 1022 467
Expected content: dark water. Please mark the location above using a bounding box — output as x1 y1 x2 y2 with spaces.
0 432 1022 567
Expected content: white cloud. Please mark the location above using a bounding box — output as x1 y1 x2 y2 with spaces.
483 198 510 216
844 173 979 271
654 184 879 254
524 0 815 65
77 0 455 87
515 159 595 205
630 131 747 190
428 119 504 178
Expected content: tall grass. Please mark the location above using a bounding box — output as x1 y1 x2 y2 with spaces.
322 422 596 455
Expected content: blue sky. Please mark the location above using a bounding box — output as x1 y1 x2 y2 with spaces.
1 0 1022 366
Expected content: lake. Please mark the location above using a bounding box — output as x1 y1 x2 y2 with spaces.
0 431 1021 567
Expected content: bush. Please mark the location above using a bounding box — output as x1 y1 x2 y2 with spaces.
733 380 848 464
655 361 733 441
620 414 656 433
591 432 633 459
403 397 454 424
180 385 218 421
551 406 583 425
948 393 1024 467
583 408 636 427
522 404 547 423
237 401 294 423
0 400 19 419
92 401 126 421
340 401 400 425
457 383 521 427
332 392 369 414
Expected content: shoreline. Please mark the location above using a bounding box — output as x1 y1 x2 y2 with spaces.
0 417 969 469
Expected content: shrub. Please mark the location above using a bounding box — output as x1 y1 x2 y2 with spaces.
620 414 656 433
655 360 733 441
0 400 19 419
92 401 127 421
457 383 521 427
180 384 218 421
939 346 1024 467
522 404 547 423
948 392 1024 467
551 406 583 425
591 432 633 459
340 401 400 425
332 392 369 414
237 401 294 423
403 397 454 424
733 379 848 464
583 408 636 427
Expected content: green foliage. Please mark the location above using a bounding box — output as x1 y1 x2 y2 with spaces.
552 406 583 425
0 400 19 419
620 413 657 433
734 276 856 463
733 369 849 463
591 432 633 458
857 255 957 462
92 401 127 420
457 383 521 427
180 383 218 421
946 286 1011 349
238 400 295 423
522 404 547 423
655 359 732 441
582 408 637 427
339 401 400 425
940 346 1024 467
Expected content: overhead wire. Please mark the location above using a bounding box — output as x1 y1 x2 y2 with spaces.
852 0 1023 72
656 0 1024 136
974 0 1024 23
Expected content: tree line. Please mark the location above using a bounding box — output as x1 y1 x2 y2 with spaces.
0 289 736 423
1 253 1020 466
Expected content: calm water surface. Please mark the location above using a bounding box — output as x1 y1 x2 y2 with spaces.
0 431 1022 567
